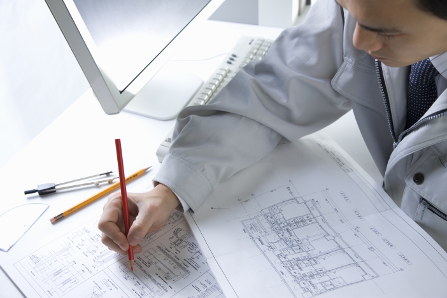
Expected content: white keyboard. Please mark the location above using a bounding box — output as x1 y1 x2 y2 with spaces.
156 36 274 162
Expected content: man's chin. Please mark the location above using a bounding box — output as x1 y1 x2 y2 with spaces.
369 53 408 67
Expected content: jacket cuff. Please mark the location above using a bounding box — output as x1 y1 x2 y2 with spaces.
153 153 213 211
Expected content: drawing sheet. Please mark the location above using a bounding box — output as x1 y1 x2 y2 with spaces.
185 135 447 298
2 187 223 298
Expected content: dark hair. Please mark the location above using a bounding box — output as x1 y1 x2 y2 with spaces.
417 0 447 20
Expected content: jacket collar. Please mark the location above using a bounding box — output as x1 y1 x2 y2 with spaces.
386 89 447 178
384 54 447 178
380 64 409 136
380 52 447 146
431 52 447 80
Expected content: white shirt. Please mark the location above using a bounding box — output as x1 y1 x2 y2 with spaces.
431 52 447 95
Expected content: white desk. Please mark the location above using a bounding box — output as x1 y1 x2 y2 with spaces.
0 20 382 297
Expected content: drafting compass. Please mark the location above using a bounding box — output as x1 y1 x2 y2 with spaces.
24 171 118 196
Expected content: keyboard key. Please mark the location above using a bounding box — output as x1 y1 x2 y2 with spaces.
206 85 217 92
213 75 224 83
198 94 209 100
249 49 258 55
217 69 227 76
202 89 213 96
210 79 220 86
195 99 206 105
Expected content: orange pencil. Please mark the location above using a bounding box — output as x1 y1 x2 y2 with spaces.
50 166 151 224
115 139 134 271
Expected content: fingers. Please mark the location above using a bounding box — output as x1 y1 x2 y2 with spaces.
101 233 127 255
127 186 179 246
127 202 158 246
99 187 181 252
104 191 121 209
101 233 143 255
127 190 169 246
99 193 131 254
99 192 147 254
99 205 129 252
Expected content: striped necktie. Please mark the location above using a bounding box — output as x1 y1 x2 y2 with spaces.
406 58 439 129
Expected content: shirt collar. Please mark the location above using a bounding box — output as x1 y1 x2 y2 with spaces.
430 52 447 79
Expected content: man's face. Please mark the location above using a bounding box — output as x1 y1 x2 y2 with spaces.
337 0 447 67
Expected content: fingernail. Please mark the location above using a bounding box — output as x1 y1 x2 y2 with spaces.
118 243 127 251
128 236 140 246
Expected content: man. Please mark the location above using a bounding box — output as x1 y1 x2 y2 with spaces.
99 0 447 255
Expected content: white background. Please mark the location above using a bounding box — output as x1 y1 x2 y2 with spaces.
0 0 260 169
0 0 89 168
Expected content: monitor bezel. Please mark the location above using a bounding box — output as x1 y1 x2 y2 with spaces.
45 0 224 114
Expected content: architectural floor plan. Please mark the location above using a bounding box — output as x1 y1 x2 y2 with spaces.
185 136 447 298
4 135 447 298
4 209 223 298
241 185 398 297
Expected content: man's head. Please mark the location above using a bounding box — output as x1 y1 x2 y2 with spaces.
337 0 447 67
416 0 447 21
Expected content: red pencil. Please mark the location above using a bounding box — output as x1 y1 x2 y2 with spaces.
115 139 134 271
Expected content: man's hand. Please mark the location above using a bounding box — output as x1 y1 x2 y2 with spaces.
98 184 180 255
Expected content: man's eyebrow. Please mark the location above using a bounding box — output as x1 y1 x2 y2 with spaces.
358 23 402 34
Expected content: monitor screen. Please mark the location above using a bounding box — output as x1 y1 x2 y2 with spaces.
73 0 212 92
45 0 222 116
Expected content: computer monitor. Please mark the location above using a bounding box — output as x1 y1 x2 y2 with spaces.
45 0 224 120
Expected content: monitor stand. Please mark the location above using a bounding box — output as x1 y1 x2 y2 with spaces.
123 72 203 120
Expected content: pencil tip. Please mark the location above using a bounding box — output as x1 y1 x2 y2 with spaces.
143 166 152 172
130 259 134 272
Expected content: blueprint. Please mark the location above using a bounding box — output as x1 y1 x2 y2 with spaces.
239 186 397 297
185 136 447 298
3 209 223 298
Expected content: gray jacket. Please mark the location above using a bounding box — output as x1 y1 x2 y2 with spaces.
155 0 447 250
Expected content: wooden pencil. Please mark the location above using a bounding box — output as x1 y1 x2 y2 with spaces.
50 166 151 224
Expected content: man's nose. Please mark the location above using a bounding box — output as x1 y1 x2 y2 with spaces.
353 23 384 53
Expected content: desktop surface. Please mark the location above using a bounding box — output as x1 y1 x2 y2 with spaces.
0 20 381 298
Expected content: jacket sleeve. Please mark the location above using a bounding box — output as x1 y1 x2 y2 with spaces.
154 0 351 211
